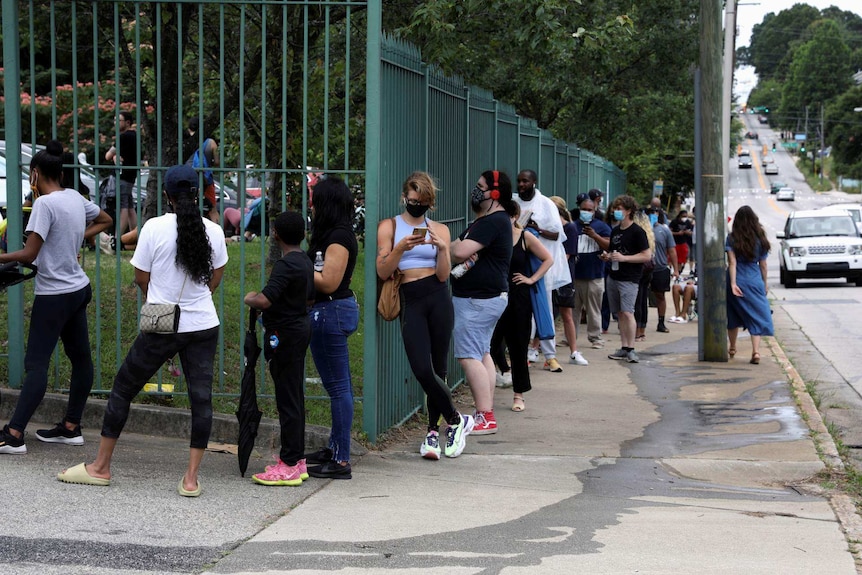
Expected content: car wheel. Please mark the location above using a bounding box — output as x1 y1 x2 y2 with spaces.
855 276 862 287
785 272 797 288
779 266 786 285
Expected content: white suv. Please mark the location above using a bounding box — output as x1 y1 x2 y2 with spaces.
777 209 862 288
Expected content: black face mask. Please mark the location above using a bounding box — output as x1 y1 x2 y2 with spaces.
405 203 430 218
470 186 487 211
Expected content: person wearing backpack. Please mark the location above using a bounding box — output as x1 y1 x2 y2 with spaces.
186 121 220 223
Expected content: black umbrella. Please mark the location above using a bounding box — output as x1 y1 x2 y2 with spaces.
0 262 37 410
236 307 263 476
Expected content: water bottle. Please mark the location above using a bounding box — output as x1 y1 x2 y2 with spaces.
314 251 324 272
451 257 476 279
611 251 619 272
269 333 280 349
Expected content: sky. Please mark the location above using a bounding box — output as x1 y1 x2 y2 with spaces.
734 0 862 103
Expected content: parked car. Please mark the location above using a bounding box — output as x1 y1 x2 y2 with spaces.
770 180 786 194
820 203 862 235
765 163 779 175
133 169 240 213
776 187 795 201
777 209 862 287
0 150 32 216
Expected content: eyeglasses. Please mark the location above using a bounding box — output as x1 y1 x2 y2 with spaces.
405 199 429 207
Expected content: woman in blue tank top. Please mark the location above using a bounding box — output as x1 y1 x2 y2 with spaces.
376 172 472 459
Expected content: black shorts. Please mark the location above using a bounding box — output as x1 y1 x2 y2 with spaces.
553 283 575 308
650 266 671 293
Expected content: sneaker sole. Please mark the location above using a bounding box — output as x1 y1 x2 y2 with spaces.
35 433 84 445
0 445 27 454
252 475 303 486
470 427 498 436
569 360 589 366
420 446 441 460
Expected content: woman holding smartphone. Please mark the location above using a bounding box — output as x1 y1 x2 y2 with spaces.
377 172 472 459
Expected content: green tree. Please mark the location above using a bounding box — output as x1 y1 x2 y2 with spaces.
826 85 862 179
747 4 820 81
779 19 852 133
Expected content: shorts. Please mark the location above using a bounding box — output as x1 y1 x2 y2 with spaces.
453 294 508 360
553 283 575 308
204 183 216 211
606 277 638 314
118 179 134 209
650 267 671 293
674 244 689 267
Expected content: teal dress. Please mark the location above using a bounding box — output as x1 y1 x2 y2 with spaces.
725 236 773 336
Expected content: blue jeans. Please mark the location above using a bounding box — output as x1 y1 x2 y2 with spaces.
309 297 359 463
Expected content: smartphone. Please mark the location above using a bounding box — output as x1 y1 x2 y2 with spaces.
413 227 428 237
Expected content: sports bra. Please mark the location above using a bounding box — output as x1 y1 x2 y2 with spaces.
393 215 438 270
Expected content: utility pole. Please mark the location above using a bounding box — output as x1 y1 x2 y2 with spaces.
820 103 825 182
698 0 727 361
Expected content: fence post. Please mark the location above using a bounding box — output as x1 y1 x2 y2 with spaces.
363 0 383 442
2 0 25 387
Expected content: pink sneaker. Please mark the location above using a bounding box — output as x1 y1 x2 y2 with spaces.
472 410 498 435
253 457 303 486
298 458 309 480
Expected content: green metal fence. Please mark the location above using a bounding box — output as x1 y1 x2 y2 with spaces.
362 35 626 441
1 0 375 409
1 2 623 443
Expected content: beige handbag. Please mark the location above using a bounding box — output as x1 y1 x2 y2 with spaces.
140 276 187 334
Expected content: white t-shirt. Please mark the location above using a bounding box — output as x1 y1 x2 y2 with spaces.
27 188 101 295
130 214 229 333
514 189 571 289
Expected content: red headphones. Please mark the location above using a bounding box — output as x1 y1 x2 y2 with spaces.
489 170 500 201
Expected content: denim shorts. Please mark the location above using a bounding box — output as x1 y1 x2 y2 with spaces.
452 293 508 360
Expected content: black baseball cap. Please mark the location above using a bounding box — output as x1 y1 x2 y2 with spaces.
164 165 198 197
576 192 590 204
588 189 604 201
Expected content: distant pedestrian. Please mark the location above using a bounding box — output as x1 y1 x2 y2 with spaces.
450 169 513 436
647 207 678 331
105 110 139 237
489 202 553 413
57 164 229 495
514 170 570 373
572 194 611 349
726 205 773 364
244 211 315 486
669 209 693 274
602 195 651 364
0 141 112 455
549 196 587 366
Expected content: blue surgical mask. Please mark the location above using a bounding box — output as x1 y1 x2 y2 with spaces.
579 211 593 224
613 210 624 222
649 213 658 226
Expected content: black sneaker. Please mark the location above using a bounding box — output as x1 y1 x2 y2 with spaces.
35 422 84 445
303 447 334 465
307 460 352 480
0 425 27 454
657 322 669 333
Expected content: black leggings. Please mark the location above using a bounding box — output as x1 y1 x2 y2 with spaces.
9 285 94 433
399 275 456 429
634 271 653 329
102 326 219 449
490 285 532 394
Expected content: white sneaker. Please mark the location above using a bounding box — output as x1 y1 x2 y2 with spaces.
527 347 539 363
589 337 605 349
495 371 513 388
98 232 114 255
570 351 589 366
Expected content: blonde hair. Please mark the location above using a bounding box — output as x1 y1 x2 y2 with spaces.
633 211 656 255
402 171 437 209
549 196 571 222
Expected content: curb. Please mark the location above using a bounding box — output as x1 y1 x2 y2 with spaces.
0 387 367 457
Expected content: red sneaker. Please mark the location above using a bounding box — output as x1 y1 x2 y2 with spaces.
472 410 498 435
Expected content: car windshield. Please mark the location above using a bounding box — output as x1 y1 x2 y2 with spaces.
789 216 857 238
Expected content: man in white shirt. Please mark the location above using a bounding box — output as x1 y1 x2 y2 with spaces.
514 170 571 373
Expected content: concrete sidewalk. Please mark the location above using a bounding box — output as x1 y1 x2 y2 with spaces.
1 319 858 574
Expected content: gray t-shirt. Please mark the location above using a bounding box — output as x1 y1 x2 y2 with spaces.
26 188 100 295
653 223 674 268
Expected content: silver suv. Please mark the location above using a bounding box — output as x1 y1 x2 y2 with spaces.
777 209 862 288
